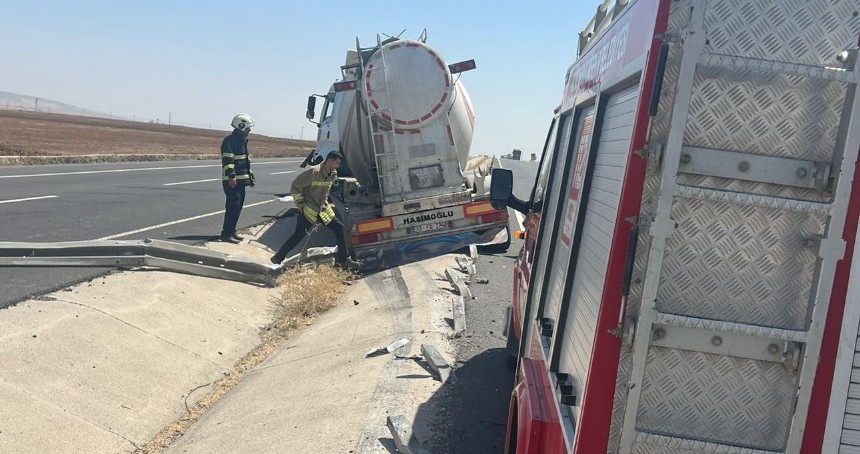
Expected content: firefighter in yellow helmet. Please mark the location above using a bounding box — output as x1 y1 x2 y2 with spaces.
270 150 360 269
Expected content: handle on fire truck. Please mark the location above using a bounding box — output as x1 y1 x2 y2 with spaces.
648 43 670 117
621 224 640 297
611 224 640 340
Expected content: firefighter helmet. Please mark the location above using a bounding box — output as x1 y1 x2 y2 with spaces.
231 113 255 131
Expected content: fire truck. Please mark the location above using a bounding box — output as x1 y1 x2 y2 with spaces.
490 0 860 452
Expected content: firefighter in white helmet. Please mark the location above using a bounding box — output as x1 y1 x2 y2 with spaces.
220 113 256 243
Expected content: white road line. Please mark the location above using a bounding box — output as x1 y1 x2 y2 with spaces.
97 199 277 240
0 161 303 179
164 178 220 186
269 170 296 175
0 195 58 205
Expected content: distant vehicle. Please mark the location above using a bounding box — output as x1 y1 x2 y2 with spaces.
491 0 860 452
305 33 509 269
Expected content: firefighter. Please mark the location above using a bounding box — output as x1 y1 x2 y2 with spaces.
270 150 360 269
220 113 256 244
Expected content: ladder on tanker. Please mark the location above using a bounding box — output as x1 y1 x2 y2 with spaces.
362 35 408 204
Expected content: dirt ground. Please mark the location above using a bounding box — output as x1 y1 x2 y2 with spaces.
0 109 313 164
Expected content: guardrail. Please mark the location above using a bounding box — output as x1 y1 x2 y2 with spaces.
0 239 277 286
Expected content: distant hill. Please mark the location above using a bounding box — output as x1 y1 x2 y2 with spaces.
0 91 109 118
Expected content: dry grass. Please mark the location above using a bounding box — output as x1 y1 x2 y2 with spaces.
134 264 355 454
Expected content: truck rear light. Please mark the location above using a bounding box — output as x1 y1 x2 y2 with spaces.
449 59 477 74
334 80 357 92
355 217 394 234
464 201 496 217
480 210 508 224
515 230 526 239
352 233 379 246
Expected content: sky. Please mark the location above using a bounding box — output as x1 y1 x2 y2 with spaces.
0 1 595 157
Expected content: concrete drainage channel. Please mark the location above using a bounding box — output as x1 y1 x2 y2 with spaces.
374 249 488 454
0 232 490 454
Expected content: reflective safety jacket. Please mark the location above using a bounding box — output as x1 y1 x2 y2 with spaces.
291 164 337 224
221 129 253 184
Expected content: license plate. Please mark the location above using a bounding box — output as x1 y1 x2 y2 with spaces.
408 221 450 234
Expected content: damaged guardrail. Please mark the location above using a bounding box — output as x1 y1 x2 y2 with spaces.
0 239 278 286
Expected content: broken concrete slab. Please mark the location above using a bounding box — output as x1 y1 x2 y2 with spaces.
387 415 431 454
455 256 472 273
420 344 451 383
452 296 466 334
444 268 472 300
366 337 411 358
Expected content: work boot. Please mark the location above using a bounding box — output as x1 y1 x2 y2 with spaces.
270 255 284 265
339 257 362 272
220 235 240 244
231 233 244 241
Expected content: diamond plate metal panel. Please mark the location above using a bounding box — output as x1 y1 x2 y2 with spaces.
676 185 831 215
677 174 831 202
638 347 796 451
686 71 845 162
704 0 860 67
632 433 780 454
657 198 824 329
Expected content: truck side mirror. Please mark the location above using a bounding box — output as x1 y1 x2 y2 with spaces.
306 96 317 120
490 168 513 210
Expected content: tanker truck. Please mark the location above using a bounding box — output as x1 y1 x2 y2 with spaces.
303 34 509 269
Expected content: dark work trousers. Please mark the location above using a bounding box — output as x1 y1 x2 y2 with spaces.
221 181 246 237
272 213 349 263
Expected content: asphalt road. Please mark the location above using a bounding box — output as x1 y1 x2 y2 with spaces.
0 158 303 308
434 158 538 454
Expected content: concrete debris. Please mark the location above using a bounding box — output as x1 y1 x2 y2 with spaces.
452 296 466 333
469 244 478 259
455 256 472 273
366 337 411 358
454 255 478 285
386 415 431 454
474 277 489 284
420 344 451 383
444 268 472 299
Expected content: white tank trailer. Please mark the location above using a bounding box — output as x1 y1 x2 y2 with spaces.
304 34 509 269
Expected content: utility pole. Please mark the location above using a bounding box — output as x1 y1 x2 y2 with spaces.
301 126 304 140
169 112 172 126
34 98 39 112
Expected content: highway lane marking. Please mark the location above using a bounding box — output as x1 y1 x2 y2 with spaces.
0 195 58 205
269 171 296 175
164 178 221 186
0 161 303 179
97 199 278 240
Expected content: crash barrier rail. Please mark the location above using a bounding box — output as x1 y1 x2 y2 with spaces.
0 239 277 286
